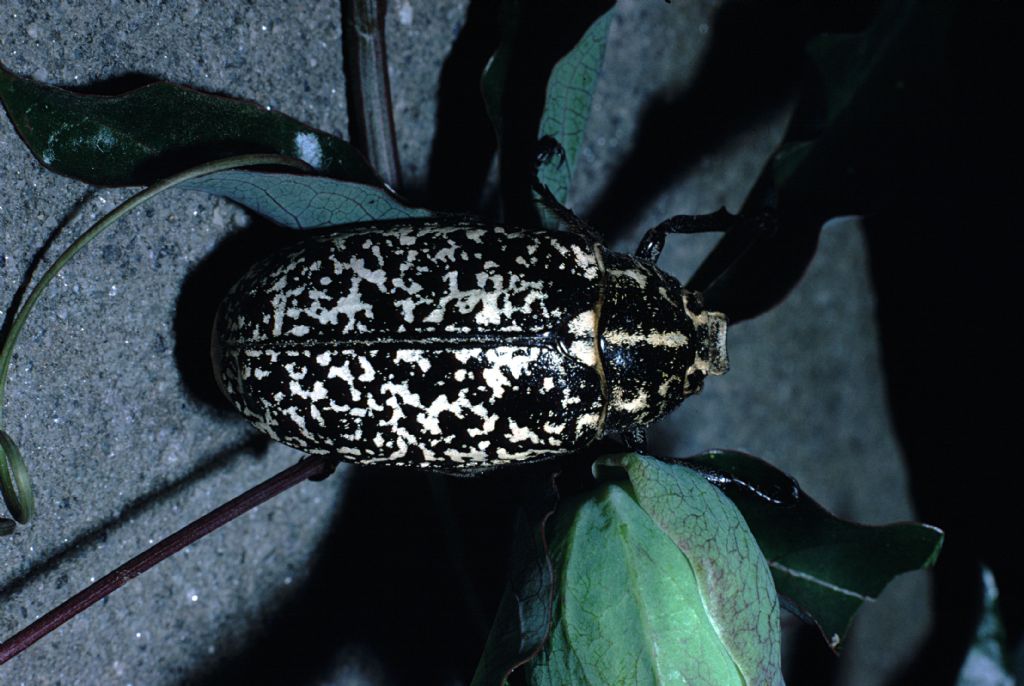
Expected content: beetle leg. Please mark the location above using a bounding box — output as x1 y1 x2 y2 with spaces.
620 425 648 453
635 207 741 263
532 136 603 241
535 135 566 169
685 209 778 293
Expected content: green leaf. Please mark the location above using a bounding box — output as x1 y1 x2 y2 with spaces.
181 170 430 229
534 8 614 225
680 450 943 650
471 475 559 686
480 1 614 227
0 62 380 186
598 453 784 686
527 483 747 686
955 567 1015 686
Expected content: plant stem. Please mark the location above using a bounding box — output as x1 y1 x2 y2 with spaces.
0 454 337 665
342 0 403 189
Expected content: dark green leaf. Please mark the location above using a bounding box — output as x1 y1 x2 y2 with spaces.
696 0 959 323
181 170 430 228
955 567 1015 686
471 474 559 686
527 483 747 686
679 450 943 649
0 62 380 186
596 453 783 685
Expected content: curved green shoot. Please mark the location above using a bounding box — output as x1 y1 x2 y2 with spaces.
0 153 309 532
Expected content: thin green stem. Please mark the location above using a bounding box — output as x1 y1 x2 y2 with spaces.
0 153 309 526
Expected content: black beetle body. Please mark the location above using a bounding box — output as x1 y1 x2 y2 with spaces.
212 219 727 470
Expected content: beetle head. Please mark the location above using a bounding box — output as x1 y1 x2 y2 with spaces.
599 257 728 433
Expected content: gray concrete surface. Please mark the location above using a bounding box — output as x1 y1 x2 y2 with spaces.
1 1 930 684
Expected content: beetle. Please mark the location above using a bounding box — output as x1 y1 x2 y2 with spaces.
212 212 731 471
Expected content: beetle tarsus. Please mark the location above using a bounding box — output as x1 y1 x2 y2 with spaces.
535 135 566 170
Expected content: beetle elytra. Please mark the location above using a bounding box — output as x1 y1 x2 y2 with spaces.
212 217 728 471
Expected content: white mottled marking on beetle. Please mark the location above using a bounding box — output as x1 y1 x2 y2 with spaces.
357 356 376 381
467 414 498 438
283 363 307 381
603 329 689 347
565 310 599 367
289 379 328 402
481 347 541 398
608 267 649 289
395 349 431 373
612 388 649 414
507 419 543 444
454 348 482 364
574 412 600 435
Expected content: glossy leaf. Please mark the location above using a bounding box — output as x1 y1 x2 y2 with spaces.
181 170 430 228
680 450 943 649
955 567 1015 686
0 62 380 186
598 453 784 685
694 0 959 323
471 474 559 686
527 484 747 686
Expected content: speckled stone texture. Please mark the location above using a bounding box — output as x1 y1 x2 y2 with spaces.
1 1 929 684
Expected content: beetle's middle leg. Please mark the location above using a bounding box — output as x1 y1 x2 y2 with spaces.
531 136 602 242
635 208 743 263
636 208 777 266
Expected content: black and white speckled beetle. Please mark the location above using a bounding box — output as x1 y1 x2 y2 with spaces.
211 215 729 471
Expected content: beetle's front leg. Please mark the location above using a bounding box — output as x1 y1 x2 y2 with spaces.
636 208 779 268
635 207 741 263
620 426 648 454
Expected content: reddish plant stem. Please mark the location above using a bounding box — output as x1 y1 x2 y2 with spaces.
0 454 336 665
342 0 403 189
